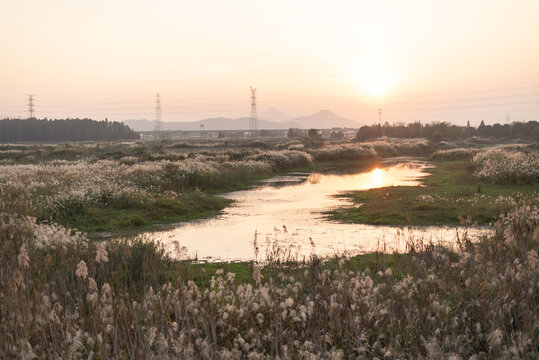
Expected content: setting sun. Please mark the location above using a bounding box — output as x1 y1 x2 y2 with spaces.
368 81 389 97
363 68 395 97
346 61 397 98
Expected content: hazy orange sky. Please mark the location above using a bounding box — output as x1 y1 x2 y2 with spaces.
1 0 538 125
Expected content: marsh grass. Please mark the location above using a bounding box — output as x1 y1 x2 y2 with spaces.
55 192 233 235
1 201 537 358
1 140 537 358
327 159 538 226
0 147 313 236
472 147 539 184
0 139 449 236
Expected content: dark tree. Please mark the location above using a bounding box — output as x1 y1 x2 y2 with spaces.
303 128 324 148
0 118 140 143
287 128 302 139
330 130 344 140
353 120 537 142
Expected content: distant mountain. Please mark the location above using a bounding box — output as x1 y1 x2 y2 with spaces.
122 109 360 132
259 108 291 123
122 118 301 131
122 119 155 132
291 110 360 129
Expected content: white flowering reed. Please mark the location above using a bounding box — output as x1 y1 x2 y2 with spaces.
0 148 314 222
472 148 539 184
0 144 537 358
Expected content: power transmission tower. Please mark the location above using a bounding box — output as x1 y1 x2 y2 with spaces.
249 87 258 137
200 124 206 138
26 94 35 119
154 93 162 139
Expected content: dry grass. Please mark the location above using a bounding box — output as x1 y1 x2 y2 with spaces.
472 148 539 184
309 138 434 162
1 199 537 358
0 149 313 234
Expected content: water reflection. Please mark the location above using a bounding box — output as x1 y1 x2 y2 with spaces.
148 159 492 261
372 168 383 187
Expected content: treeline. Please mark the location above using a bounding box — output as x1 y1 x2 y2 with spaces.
355 120 539 142
0 118 140 142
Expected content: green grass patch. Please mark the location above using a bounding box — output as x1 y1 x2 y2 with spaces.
326 160 537 226
91 236 413 296
176 252 412 289
49 191 232 236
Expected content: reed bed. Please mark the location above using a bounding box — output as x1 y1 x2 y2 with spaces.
309 139 434 162
0 149 312 224
1 201 537 358
472 148 539 184
429 148 480 160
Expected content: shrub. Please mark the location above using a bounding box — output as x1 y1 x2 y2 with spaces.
429 148 478 160
310 144 377 162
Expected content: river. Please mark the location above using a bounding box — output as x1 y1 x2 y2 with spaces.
146 158 493 262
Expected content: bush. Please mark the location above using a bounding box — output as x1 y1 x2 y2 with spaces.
429 148 478 160
310 144 377 162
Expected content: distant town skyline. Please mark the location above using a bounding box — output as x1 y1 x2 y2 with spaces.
1 1 538 125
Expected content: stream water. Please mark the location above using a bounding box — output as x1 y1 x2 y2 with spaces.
146 158 493 261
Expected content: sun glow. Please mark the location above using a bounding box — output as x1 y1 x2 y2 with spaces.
345 60 397 98
364 68 394 97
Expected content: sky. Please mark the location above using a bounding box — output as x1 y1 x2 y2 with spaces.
1 0 538 125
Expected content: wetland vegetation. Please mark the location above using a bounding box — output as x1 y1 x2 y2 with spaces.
1 134 537 358
326 152 538 226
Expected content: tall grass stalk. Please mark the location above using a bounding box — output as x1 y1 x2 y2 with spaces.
1 202 537 358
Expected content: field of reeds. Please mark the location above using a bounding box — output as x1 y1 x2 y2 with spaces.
1 138 538 358
1 196 537 358
0 143 313 235
0 138 449 235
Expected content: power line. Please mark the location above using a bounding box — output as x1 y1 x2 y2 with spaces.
19 98 539 117
383 99 538 112
7 85 538 121
27 87 539 112
262 85 539 99
36 90 537 108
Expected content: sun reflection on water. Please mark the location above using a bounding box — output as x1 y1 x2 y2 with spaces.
371 168 384 187
145 160 495 262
